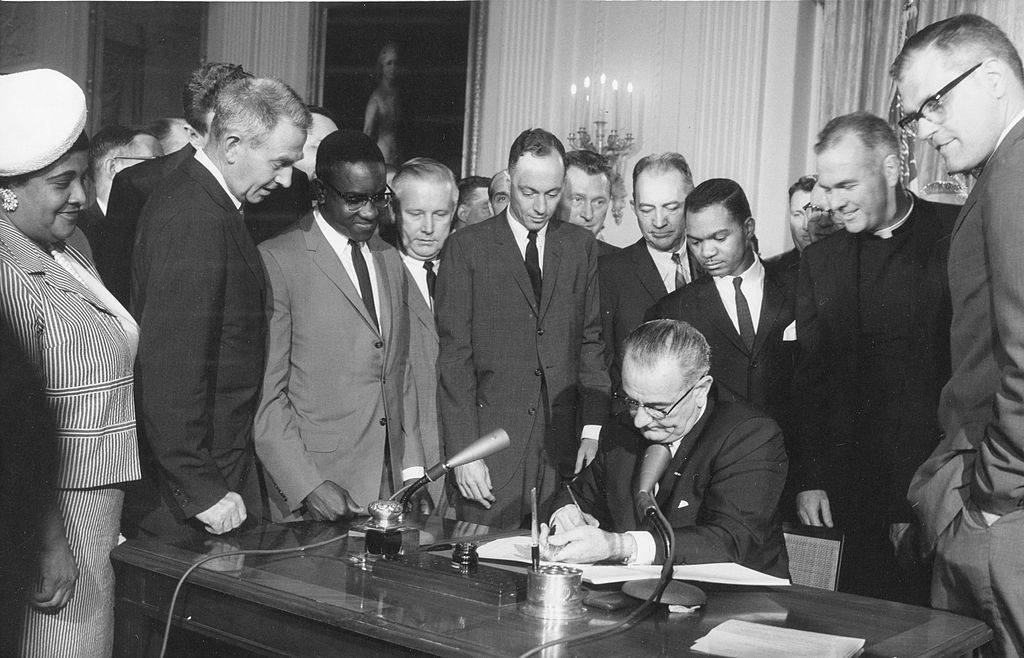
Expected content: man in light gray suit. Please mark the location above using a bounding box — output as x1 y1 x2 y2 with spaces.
255 130 427 522
392 157 458 506
895 14 1024 654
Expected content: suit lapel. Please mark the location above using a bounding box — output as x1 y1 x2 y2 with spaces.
629 239 669 300
699 278 748 355
752 268 784 357
493 213 539 313
369 236 393 343
406 262 439 340
538 221 564 320
304 215 381 335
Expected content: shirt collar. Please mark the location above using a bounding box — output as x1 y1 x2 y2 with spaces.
646 242 687 264
506 208 548 241
96 197 108 216
194 148 243 210
994 108 1024 154
872 194 914 239
713 253 763 283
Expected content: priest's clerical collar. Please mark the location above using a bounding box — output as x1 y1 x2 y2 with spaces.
873 193 915 239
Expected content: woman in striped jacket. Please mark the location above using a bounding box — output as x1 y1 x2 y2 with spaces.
0 69 141 657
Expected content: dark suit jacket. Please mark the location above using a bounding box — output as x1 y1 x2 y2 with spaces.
792 195 958 523
436 213 610 487
598 238 676 388
646 259 798 428
551 395 789 577
597 240 620 257
103 146 309 307
130 156 267 534
766 247 801 272
912 119 1024 549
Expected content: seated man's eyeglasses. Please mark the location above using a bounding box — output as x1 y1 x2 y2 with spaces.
112 156 159 163
321 179 395 211
614 378 700 421
897 61 983 132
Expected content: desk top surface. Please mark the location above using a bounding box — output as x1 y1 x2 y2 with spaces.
112 516 991 657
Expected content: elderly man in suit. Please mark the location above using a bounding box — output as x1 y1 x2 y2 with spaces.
558 150 619 256
791 112 959 604
104 63 310 306
540 319 789 577
599 153 699 391
130 77 310 538
436 128 610 529
256 130 427 522
392 157 458 506
646 178 798 505
895 14 1024 653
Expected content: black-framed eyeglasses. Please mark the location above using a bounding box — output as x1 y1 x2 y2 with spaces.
321 179 394 211
614 378 701 421
112 156 159 163
898 61 983 132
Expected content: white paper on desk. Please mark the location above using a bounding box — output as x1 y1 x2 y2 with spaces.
691 619 864 657
476 536 790 586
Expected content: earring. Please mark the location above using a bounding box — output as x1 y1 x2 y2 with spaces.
0 188 17 212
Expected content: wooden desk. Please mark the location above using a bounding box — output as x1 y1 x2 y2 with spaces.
112 519 991 657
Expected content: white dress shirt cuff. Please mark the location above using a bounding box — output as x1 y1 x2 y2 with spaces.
581 425 601 441
626 530 657 565
401 467 425 481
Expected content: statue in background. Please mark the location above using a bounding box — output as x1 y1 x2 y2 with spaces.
364 42 401 166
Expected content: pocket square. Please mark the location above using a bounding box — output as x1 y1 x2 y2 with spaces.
783 321 797 341
677 499 689 509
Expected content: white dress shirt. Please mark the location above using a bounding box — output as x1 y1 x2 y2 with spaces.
401 252 435 310
712 256 765 335
506 210 547 271
647 244 692 292
194 148 243 210
313 210 422 481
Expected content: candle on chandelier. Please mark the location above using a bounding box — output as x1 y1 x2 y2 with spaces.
570 83 579 131
626 82 634 134
583 76 592 128
597 73 607 123
611 79 619 132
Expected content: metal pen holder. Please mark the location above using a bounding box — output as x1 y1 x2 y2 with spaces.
521 565 586 620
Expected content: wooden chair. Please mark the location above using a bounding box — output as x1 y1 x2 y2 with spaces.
782 522 844 591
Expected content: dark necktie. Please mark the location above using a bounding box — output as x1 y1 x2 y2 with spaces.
349 239 379 331
424 260 436 300
670 251 688 290
525 230 542 303
733 276 755 351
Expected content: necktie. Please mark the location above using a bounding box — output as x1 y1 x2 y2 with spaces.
525 230 542 302
733 276 755 351
349 239 379 331
670 251 689 291
424 259 436 300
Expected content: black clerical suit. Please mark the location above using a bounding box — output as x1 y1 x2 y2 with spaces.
550 392 789 577
101 145 309 306
791 194 958 602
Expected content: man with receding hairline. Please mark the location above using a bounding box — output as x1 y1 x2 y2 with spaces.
130 77 311 539
895 14 1024 651
558 150 618 256
791 111 958 604
436 128 609 529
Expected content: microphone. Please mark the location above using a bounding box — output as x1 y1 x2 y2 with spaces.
634 442 672 519
397 428 510 506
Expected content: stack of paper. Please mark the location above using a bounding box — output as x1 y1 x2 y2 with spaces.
475 536 790 586
690 619 865 657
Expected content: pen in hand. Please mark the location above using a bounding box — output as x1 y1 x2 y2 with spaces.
531 486 540 570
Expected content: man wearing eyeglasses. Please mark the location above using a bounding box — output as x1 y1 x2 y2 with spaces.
538 319 788 576
254 129 428 523
894 15 1024 653
790 111 958 604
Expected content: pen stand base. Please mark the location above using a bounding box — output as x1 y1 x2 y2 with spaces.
520 565 587 620
371 552 527 607
349 522 420 558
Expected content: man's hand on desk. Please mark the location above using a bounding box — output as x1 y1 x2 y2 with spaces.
196 491 247 534
538 522 636 564
796 489 833 527
454 459 495 509
403 478 434 516
304 481 365 521
574 437 599 474
549 503 599 532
